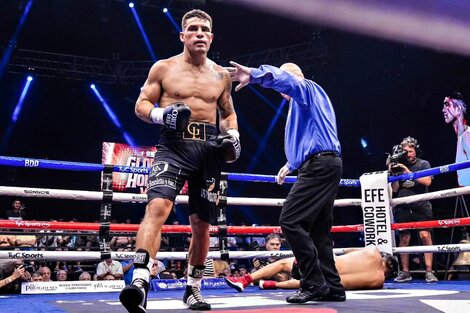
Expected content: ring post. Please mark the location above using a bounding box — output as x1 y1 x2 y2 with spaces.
217 173 229 261
99 164 114 256
359 171 395 254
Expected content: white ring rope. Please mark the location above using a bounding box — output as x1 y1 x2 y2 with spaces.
390 186 470 206
2 243 470 261
0 250 294 261
0 186 361 207
1 184 469 208
4 185 470 208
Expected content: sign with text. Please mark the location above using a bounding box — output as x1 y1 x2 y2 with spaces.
21 280 125 294
359 171 394 254
102 142 157 193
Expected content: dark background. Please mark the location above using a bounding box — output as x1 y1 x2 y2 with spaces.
1 0 470 247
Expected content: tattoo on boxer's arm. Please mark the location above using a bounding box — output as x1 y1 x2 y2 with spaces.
218 76 238 132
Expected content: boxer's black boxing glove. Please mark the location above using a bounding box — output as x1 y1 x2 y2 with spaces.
149 102 191 132
217 129 241 163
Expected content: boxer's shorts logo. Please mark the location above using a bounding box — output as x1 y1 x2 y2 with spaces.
149 162 169 177
206 178 216 192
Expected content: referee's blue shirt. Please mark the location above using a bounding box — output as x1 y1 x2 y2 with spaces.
250 65 341 171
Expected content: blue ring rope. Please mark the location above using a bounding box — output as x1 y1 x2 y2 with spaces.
2 155 470 187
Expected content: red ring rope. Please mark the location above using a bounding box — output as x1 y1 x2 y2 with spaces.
2 217 470 234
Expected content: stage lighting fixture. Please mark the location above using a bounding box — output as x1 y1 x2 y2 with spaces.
11 75 34 123
361 137 368 149
90 83 136 146
129 3 157 61
163 7 182 32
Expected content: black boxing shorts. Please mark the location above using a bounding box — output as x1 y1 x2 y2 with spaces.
147 122 221 224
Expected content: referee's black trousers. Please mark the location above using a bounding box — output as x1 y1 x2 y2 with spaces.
279 155 343 291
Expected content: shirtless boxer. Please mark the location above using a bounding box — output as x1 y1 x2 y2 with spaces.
225 245 398 293
120 9 239 313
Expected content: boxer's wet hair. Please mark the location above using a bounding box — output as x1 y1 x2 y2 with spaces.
380 252 399 279
182 9 212 30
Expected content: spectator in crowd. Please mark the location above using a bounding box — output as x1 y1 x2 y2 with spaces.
121 255 134 285
238 264 248 277
117 246 134 282
56 269 68 281
0 233 14 247
213 260 231 278
110 233 134 250
251 233 287 281
157 270 174 279
79 272 92 281
11 230 37 249
223 268 232 278
149 260 166 279
96 258 124 280
31 272 44 282
160 235 170 251
4 199 27 220
37 222 60 249
168 220 189 251
39 266 52 282
232 270 241 277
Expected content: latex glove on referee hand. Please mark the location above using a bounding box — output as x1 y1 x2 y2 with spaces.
149 102 191 132
276 165 291 185
225 61 251 92
217 129 241 163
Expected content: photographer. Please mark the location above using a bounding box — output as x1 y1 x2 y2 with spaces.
0 260 32 294
388 136 438 283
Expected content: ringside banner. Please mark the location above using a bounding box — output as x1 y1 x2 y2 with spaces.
22 280 125 294
359 171 394 254
102 142 156 193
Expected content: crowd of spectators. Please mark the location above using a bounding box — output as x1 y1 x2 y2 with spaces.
1 199 287 293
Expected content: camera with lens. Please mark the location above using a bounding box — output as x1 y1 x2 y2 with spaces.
249 240 260 251
386 144 408 175
18 262 35 274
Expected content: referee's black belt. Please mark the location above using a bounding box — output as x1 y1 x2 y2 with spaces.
308 151 341 160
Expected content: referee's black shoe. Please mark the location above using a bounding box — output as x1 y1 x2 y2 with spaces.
286 284 346 303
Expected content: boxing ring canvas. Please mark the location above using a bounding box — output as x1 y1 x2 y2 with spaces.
1 281 469 313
